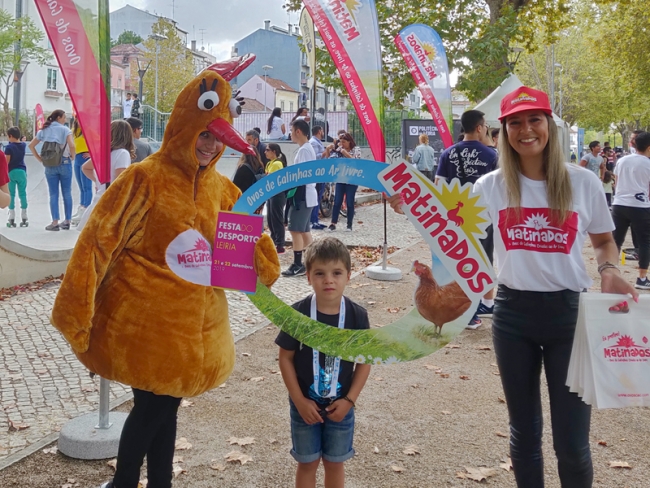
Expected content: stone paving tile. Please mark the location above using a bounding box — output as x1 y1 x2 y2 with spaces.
0 202 421 460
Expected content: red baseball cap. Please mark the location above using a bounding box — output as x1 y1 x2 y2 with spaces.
499 86 552 122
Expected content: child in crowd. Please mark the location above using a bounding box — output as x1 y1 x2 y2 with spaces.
603 170 614 208
276 237 371 488
4 127 27 225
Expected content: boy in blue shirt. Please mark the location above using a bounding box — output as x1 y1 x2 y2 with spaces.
5 126 28 227
276 237 371 488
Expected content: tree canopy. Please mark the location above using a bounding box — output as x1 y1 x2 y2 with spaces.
112 30 143 47
141 19 194 113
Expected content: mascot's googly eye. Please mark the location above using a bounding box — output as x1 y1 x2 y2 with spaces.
228 98 242 118
198 91 220 111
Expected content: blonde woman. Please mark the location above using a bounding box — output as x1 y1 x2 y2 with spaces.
475 87 635 487
78 120 135 230
411 133 436 181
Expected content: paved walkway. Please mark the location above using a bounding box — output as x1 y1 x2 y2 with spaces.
0 202 420 463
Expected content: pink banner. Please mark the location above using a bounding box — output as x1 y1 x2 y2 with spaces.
303 0 386 162
35 103 45 134
395 25 454 148
34 0 111 183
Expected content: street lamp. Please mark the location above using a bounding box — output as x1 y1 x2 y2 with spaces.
137 59 152 105
13 59 29 127
504 47 524 73
262 65 273 115
151 33 167 141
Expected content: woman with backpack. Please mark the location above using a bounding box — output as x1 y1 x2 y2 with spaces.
232 146 265 195
28 109 76 231
264 143 288 254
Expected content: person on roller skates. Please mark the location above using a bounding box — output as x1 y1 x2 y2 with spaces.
5 127 28 227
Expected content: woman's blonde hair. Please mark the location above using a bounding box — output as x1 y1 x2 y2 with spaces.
419 134 429 145
111 120 136 160
499 114 572 225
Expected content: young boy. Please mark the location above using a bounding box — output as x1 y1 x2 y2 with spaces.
276 237 371 488
5 126 28 226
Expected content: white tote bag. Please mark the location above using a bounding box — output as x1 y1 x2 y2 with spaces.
567 293 650 409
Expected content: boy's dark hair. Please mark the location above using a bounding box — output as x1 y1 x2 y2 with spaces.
304 237 351 273
460 110 485 134
126 117 143 131
603 170 613 184
7 126 21 140
291 119 310 138
635 132 650 152
589 140 600 150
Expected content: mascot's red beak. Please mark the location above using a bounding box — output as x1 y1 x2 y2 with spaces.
208 118 256 156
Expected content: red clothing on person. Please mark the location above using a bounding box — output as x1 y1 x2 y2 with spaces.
0 151 9 186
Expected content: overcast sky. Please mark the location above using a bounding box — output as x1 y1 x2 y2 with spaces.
110 0 294 60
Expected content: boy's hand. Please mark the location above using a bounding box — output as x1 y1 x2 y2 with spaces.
384 192 404 215
295 397 324 425
325 399 352 422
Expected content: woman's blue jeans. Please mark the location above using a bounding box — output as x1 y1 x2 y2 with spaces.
331 183 357 228
74 153 93 207
44 160 73 221
492 285 592 488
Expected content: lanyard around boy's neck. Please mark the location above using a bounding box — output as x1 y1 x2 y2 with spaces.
310 294 346 399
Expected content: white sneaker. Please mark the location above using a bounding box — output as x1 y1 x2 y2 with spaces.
71 206 86 224
21 209 28 220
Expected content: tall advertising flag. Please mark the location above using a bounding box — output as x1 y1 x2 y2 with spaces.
34 0 112 184
302 0 386 162
395 24 454 148
300 8 317 88
34 103 45 134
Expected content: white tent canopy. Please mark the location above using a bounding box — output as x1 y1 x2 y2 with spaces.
473 74 571 161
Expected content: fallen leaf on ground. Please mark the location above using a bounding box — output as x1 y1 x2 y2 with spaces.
249 377 265 382
391 465 404 473
373 446 380 454
8 420 29 431
609 461 632 469
491 363 498 367
43 446 58 454
493 372 501 376
500 458 513 471
228 436 255 446
424 364 438 370
225 450 253 465
598 440 608 446
387 307 400 313
411 384 419 388
241 352 251 357
180 400 194 408
441 410 451 415
367 301 376 305
269 370 282 375
172 464 186 477
440 373 450 378
476 346 491 350
172 456 184 463
107 458 117 471
498 397 506 403
496 432 508 438
374 376 384 381
459 375 470 380
210 462 226 471
219 383 227 388
269 438 278 444
403 445 420 455
175 438 192 450
456 467 498 481
445 344 460 349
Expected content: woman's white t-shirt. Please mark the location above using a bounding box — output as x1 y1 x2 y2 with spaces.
474 163 614 292
268 116 285 139
291 142 318 208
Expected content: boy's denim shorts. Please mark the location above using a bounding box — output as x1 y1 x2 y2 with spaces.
289 398 355 464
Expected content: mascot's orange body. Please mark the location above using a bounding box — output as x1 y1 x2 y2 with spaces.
51 56 279 398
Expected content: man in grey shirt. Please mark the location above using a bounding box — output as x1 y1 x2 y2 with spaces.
126 117 153 163
580 140 604 179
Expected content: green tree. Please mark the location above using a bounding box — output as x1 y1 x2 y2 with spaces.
112 30 143 47
141 19 194 113
285 0 571 108
0 10 50 132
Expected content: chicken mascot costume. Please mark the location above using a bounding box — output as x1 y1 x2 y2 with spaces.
51 54 280 488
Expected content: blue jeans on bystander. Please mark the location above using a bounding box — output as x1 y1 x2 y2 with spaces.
74 153 93 207
44 159 73 221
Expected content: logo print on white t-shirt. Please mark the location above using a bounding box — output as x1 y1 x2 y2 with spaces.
165 229 212 286
498 208 578 254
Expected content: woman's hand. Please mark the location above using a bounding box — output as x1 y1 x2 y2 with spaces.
384 192 404 215
601 268 639 301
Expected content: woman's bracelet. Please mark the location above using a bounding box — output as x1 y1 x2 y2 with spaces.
342 395 356 408
597 261 619 274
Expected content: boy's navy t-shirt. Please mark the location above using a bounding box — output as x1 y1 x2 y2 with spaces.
276 295 369 407
5 142 27 172
436 140 497 185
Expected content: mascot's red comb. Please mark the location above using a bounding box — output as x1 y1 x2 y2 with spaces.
207 54 256 81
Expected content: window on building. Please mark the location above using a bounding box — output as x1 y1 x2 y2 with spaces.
281 101 285 111
290 101 294 112
47 68 58 90
410 94 415 103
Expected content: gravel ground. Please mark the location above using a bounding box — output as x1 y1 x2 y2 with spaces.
1 240 649 488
